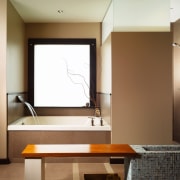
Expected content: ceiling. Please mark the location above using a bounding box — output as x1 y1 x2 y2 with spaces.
9 0 180 23
9 0 112 23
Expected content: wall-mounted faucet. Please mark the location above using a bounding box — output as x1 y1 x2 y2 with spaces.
17 95 25 103
16 96 38 123
172 42 180 48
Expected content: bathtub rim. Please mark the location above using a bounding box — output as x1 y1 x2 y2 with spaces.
7 116 111 131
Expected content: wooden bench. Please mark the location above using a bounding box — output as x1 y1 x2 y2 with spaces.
22 144 137 180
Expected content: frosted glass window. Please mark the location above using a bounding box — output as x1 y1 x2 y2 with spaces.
28 39 96 107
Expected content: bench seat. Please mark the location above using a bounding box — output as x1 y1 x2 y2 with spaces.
22 144 137 158
22 144 137 180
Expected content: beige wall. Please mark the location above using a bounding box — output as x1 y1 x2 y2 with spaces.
7 1 25 92
0 0 25 160
172 22 180 142
7 1 25 128
25 23 101 91
110 32 173 144
0 0 7 159
100 35 112 93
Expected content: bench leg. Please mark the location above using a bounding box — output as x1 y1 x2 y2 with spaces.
25 158 45 180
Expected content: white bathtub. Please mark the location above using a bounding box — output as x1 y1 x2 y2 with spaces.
8 116 111 131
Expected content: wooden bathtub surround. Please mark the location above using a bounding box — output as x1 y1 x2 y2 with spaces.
22 144 137 180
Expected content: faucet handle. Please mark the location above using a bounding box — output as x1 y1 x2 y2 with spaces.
88 116 95 126
91 117 95 126
100 117 103 126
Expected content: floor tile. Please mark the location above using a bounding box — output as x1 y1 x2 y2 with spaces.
0 162 124 180
45 163 73 180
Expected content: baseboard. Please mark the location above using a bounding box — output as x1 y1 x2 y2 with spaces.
84 173 120 180
109 157 124 164
0 158 11 164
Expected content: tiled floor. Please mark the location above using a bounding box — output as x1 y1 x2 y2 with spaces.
0 162 124 180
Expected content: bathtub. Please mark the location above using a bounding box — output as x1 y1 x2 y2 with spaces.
8 116 111 131
8 116 111 162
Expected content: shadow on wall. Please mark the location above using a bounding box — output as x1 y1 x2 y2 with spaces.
7 92 27 124
98 93 111 125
